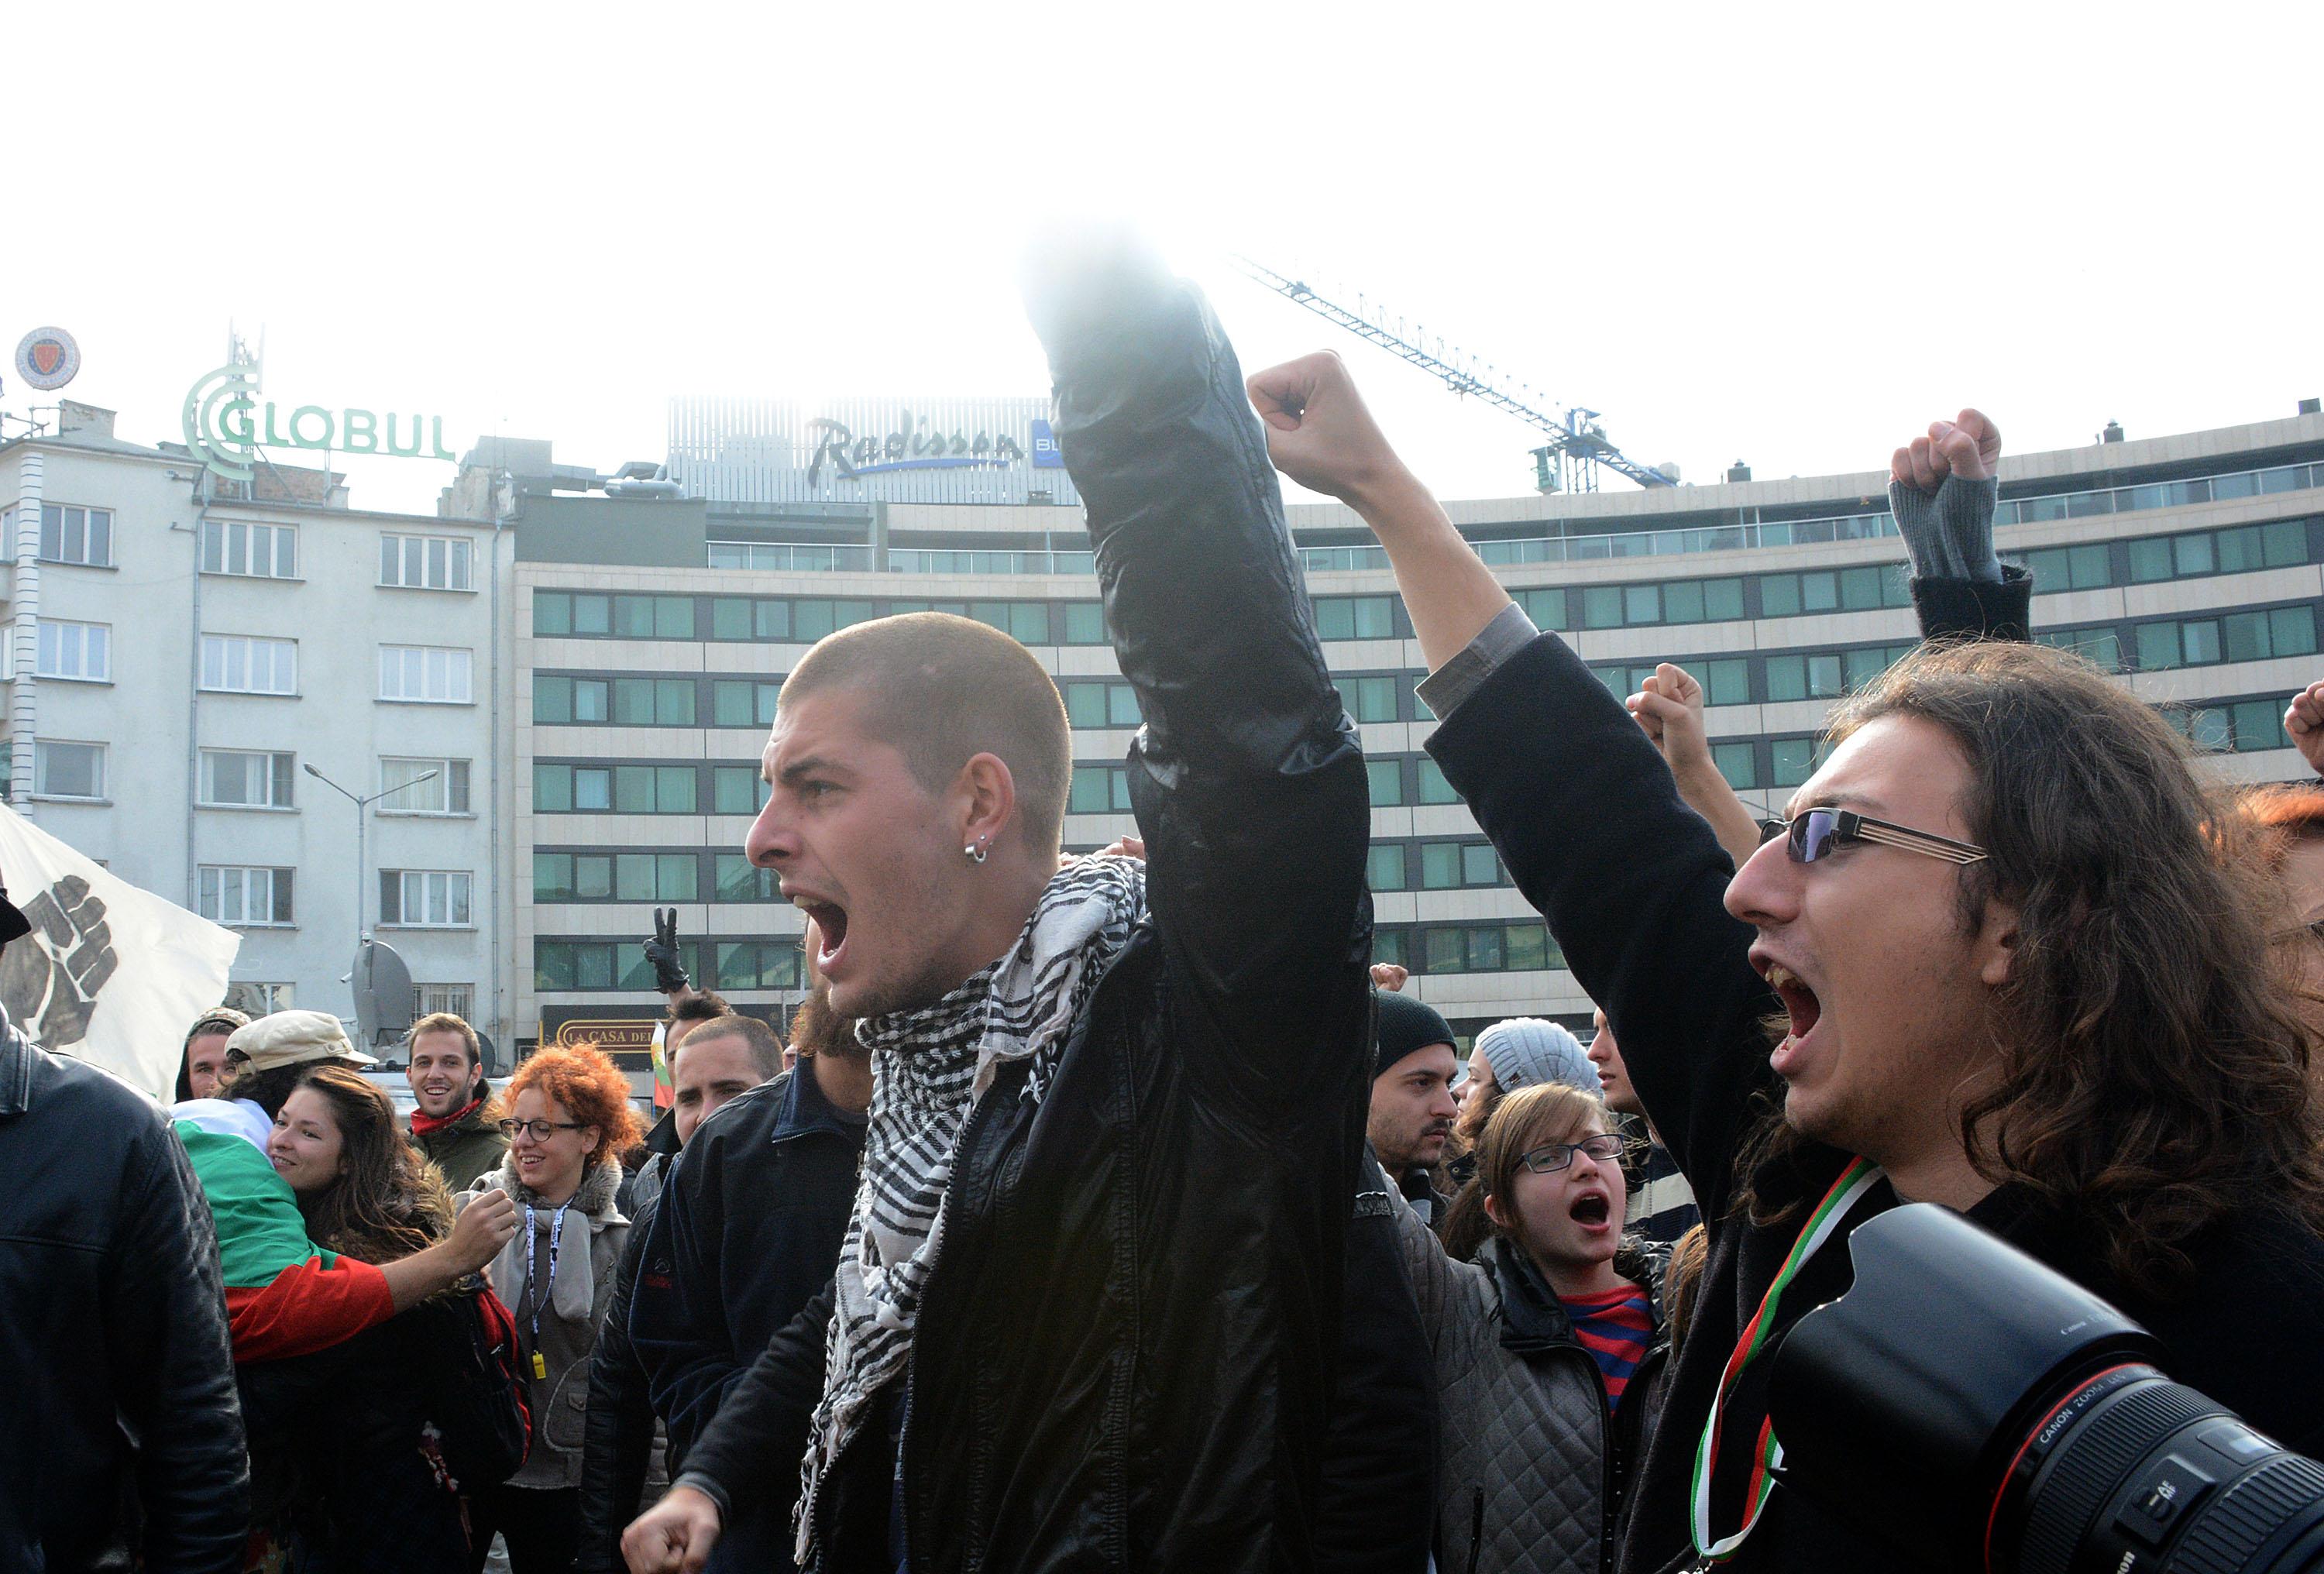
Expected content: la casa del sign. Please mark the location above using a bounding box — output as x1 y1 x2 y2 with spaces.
183 360 458 483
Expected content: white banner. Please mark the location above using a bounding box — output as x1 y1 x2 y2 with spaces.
0 805 239 1098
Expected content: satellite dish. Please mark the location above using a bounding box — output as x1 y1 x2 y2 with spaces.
476 1029 505 1078
352 939 416 1050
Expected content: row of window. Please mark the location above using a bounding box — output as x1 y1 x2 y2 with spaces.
535 590 1113 648
33 747 473 812
5 624 478 703
1073 758 1471 815
534 938 804 994
533 762 770 816
1371 920 1566 975
533 850 776 903
1368 840 1506 891
2012 518 2309 593
531 671 1147 735
194 865 473 929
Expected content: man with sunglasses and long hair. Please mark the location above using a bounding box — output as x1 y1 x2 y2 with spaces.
1244 349 2324 1574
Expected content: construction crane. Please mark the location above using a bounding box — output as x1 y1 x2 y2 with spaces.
1228 256 1676 494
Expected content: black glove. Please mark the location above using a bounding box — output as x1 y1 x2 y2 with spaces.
645 907 691 993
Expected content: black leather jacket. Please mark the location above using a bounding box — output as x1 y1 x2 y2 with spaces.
0 1010 249 1569
685 253 1375 1574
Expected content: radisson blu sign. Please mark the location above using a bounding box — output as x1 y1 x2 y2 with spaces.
183 359 458 483
665 396 1078 507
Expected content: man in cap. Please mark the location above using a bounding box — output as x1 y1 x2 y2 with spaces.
174 1009 516 1360
1368 991 1462 1227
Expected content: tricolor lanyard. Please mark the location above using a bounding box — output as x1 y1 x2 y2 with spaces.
1688 1156 1885 1563
521 1201 571 1381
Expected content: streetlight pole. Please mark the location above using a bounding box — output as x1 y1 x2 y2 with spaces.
302 763 435 954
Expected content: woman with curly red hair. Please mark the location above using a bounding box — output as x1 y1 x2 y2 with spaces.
459 1044 642 1572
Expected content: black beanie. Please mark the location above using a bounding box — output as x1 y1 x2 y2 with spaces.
1373 990 1456 1081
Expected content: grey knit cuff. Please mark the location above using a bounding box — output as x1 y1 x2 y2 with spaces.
1888 476 2002 584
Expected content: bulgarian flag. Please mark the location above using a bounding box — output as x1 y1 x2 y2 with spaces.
650 1020 674 1110
174 1100 394 1362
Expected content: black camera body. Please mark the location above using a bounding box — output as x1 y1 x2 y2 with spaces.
1768 1205 2324 1574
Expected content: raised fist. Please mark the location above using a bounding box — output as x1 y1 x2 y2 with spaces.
2286 680 2324 778
1893 407 2003 491
1246 352 1410 507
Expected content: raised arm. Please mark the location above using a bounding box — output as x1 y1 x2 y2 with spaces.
1023 236 1371 1112
1247 351 1773 1218
1890 407 2033 641
1627 662 1766 870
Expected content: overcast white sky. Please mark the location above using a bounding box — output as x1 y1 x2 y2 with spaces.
7 2 2319 516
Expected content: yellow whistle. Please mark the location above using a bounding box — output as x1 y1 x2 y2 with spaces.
531 1350 548 1380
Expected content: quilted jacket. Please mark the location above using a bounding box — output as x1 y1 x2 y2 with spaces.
1389 1180 1666 1574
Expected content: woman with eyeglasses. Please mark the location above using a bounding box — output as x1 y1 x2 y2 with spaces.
1387 1081 1668 1574
459 1043 643 1573
247 1064 531 1571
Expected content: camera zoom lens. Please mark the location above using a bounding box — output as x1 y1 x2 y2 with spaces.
2006 1368 2324 1574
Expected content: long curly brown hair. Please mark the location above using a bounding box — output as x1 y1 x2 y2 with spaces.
1746 641 2324 1299
287 1065 452 1263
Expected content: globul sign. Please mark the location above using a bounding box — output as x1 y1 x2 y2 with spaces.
182 359 457 483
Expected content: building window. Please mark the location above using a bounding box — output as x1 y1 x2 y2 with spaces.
198 749 294 808
2013 541 2113 591
709 598 792 641
1315 596 1399 641
1334 675 1401 724
416 983 474 1019
534 591 697 640
33 741 105 799
712 766 770 816
1061 603 1108 644
39 504 112 567
380 870 473 927
225 981 296 1015
201 866 294 926
1414 920 1560 974
2126 520 2309 585
1714 741 1758 791
536 939 704 992
1367 844 1408 891
711 679 783 729
1366 759 1404 806
533 762 698 814
201 519 298 579
379 757 472 815
380 534 475 590
716 940 803 991
378 645 474 704
535 675 694 727
1757 565 1911 617
35 620 111 682
1511 587 1568 631
1063 682 1142 730
714 853 778 902
1068 765 1132 814
201 634 297 695
2036 627 2124 672
2134 607 2317 671
789 600 871 642
1415 760 1460 805
1770 737 1825 789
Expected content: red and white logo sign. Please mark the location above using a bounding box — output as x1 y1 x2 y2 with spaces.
15 328 81 392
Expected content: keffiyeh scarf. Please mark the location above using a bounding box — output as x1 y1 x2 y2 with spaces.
796 853 1146 1559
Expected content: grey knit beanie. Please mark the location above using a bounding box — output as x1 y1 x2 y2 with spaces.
1475 1017 1598 1095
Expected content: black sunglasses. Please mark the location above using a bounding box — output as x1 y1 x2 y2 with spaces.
1757 806 1988 867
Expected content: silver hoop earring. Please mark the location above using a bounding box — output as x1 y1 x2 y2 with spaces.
964 838 989 865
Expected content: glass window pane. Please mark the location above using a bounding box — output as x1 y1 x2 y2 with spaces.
1367 760 1403 806
1070 767 1113 814
2233 699 2282 752
1374 930 1407 969
1421 844 1460 888
1010 603 1050 644
2262 521 2305 566
658 680 695 726
656 596 695 638
1461 844 1497 885
1583 586 1624 628
534 854 573 902
713 680 755 727
1771 738 1817 788
1064 683 1107 729
1623 585 1661 625
712 600 751 640
1808 654 1844 698
577 947 616 991
1064 603 1105 644
2223 613 2268 665
2272 606 2318 658
1839 566 1882 610
2127 538 2172 583
1714 741 1757 790
658 767 698 813
1760 576 1800 617
1801 573 1838 613
2181 620 2222 665
1355 598 1396 639
574 856 613 899
535 765 572 813
1367 845 1406 891
1424 929 1463 973
613 679 654 726
2134 623 2181 671
573 769 610 811
614 765 654 813
1108 685 1142 727
1467 926 1504 971
1662 580 1704 624
2173 534 2214 577
2186 708 2232 752
616 854 655 900
1416 761 1458 804
1504 923 1549 972
572 595 610 635
1765 655 1806 703
534 675 572 724
1703 579 1745 621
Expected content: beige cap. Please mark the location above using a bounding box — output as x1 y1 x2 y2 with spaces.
224 1009 378 1072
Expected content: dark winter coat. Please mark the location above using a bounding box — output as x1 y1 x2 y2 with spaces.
0 1012 248 1571
627 1062 864 1572
679 263 1375 1574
